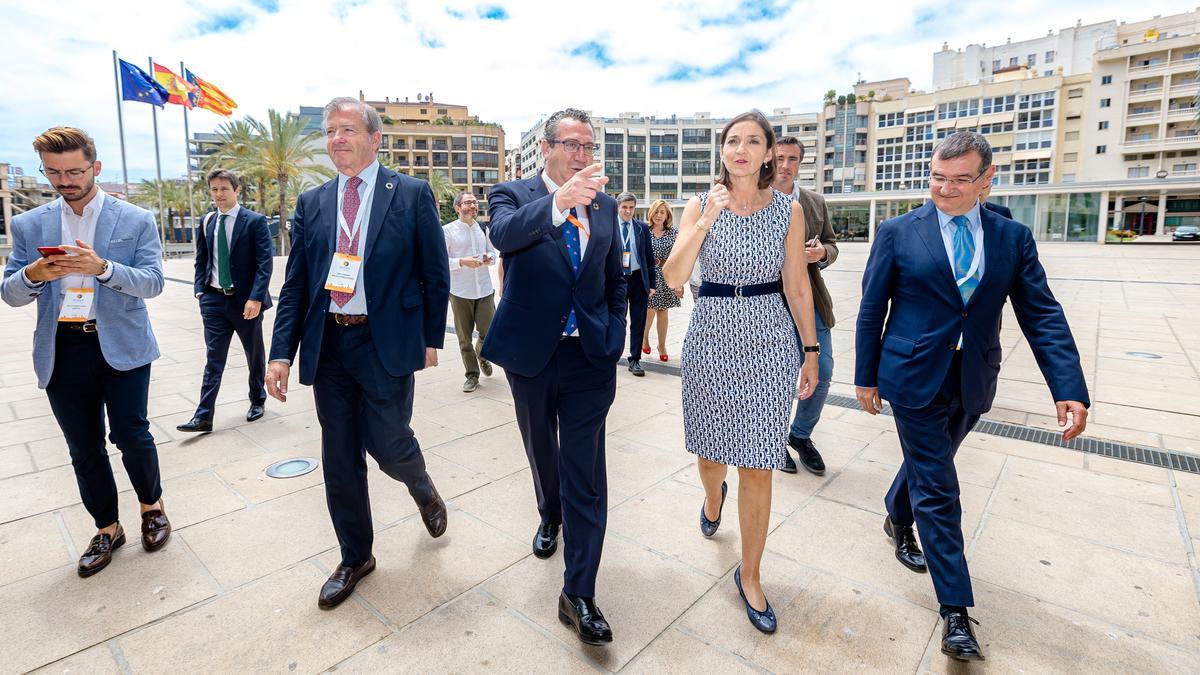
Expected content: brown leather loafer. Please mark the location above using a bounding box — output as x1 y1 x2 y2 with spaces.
141 502 172 552
318 555 376 609
78 525 126 578
417 483 448 538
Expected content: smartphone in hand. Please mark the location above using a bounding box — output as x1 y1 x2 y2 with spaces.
37 246 67 257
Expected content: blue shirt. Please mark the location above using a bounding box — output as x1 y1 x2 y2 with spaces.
329 160 379 315
620 219 641 273
935 202 985 281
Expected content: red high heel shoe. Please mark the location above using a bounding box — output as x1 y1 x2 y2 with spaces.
659 353 669 362
642 346 651 354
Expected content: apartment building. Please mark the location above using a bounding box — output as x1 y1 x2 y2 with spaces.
933 20 1117 90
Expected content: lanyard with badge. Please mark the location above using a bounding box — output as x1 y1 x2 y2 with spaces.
58 287 94 322
324 184 366 295
620 221 632 269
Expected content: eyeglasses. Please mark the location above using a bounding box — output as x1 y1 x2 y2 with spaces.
929 170 986 187
40 163 95 179
546 139 599 154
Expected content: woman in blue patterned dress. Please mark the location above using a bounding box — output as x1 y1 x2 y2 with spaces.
664 111 820 634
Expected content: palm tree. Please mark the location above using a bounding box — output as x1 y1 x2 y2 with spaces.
202 119 271 215
250 109 334 254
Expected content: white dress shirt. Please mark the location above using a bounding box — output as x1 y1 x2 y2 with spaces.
329 160 379 315
542 172 590 259
618 218 641 274
25 187 114 320
443 219 496 300
207 204 241 290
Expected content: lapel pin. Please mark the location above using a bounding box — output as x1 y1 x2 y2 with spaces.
592 202 600 211
385 182 394 190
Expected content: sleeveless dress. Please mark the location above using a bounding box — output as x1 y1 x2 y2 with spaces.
647 228 681 310
681 190 801 470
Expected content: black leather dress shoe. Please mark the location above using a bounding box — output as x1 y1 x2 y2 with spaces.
140 502 171 552
941 610 985 661
700 481 727 537
417 482 447 538
627 360 645 377
318 555 376 609
780 452 798 474
176 417 213 433
734 566 777 633
246 404 264 422
77 525 125 578
558 591 613 645
788 435 826 475
884 516 927 573
533 522 560 558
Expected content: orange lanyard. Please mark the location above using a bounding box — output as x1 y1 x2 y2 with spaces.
566 213 591 238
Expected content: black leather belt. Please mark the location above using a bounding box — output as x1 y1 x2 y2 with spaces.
60 320 98 333
697 280 782 298
328 313 368 326
209 286 235 296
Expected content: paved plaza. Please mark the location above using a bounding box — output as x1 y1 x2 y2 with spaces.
1 242 1199 673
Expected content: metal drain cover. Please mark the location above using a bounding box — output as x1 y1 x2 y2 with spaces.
264 457 319 479
1125 351 1163 360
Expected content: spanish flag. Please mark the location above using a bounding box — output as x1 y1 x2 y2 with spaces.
184 69 238 117
152 63 198 108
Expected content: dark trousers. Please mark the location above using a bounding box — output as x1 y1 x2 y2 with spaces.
625 271 648 362
195 289 266 421
45 328 162 529
884 353 980 607
312 322 432 567
506 337 615 597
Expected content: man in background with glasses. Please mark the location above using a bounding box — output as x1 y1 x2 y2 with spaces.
855 131 1088 662
2 126 170 578
442 191 497 393
483 108 626 646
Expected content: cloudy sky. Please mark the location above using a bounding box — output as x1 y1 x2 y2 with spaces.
2 0 1193 183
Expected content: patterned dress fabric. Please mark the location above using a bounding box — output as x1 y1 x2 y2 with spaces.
681 190 801 470
648 227 682 310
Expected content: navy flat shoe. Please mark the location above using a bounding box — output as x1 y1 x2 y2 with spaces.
700 481 727 537
734 566 777 634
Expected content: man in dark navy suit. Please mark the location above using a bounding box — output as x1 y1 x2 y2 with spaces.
179 169 273 432
266 97 451 610
615 192 653 376
979 183 1013 219
855 132 1089 662
482 108 626 646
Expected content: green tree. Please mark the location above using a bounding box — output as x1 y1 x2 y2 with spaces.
249 109 334 254
202 119 271 215
823 89 837 106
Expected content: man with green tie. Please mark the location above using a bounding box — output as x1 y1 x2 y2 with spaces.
178 169 274 432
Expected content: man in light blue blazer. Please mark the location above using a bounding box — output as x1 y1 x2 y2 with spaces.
2 127 171 578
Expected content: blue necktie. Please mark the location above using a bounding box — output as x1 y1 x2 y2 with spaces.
562 208 582 335
952 215 978 305
620 221 632 274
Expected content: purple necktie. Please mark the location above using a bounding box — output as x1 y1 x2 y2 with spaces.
331 176 363 307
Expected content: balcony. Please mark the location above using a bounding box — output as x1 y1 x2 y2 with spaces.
1168 106 1199 119
1126 111 1161 123
1170 82 1200 97
1121 133 1200 151
1128 85 1164 101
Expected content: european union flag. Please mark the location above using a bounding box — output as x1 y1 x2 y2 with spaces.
119 59 169 107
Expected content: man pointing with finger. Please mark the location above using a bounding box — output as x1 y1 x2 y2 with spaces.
483 108 626 646
855 132 1089 661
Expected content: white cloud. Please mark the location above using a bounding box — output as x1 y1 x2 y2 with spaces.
1 0 1193 182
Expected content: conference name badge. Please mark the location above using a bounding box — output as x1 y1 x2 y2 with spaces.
58 288 94 323
324 252 362 294
622 251 631 268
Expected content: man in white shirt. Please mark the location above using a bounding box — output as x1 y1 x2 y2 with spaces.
443 191 497 392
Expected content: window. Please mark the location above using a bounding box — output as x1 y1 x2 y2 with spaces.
682 128 711 144
878 112 904 128
437 108 447 115
1098 121 1109 130
451 169 467 184
1012 158 1050 185
1063 152 1078 162
420 109 427 115
982 95 1015 113
1017 110 1054 130
1065 131 1080 140
1027 54 1036 67
1009 56 1019 67
937 99 980 120
1099 98 1111 108
905 110 934 124
1045 50 1055 63
451 152 467 167
992 59 1001 70
470 169 499 184
471 153 498 168
979 121 1014 134
471 136 498 152
1096 145 1107 154
1068 88 1083 98
1127 166 1150 178
604 160 623 176
1018 92 1055 109
1101 75 1113 85
431 152 448 166
1174 163 1198 172
1014 130 1054 150
452 137 467 151
604 132 624 143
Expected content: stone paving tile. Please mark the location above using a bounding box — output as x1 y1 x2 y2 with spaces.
0 443 34 480
425 420 529 480
118 564 389 674
0 463 87 524
0 512 73 587
30 644 121 675
622 626 761 674
329 589 594 673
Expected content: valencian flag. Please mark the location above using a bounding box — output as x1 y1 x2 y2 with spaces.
118 59 169 107
152 63 198 109
184 69 237 117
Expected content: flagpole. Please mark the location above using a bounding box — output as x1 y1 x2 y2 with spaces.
111 50 129 196
181 60 196 237
148 57 167 253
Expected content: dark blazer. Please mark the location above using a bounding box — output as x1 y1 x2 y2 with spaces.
795 188 839 328
481 173 627 377
270 166 450 385
855 202 1088 415
624 217 653 290
982 200 1013 219
193 206 274 309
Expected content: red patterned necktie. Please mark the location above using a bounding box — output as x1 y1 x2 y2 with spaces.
331 176 363 307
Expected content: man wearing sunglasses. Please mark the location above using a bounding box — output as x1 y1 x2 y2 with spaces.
2 126 170 578
855 131 1088 662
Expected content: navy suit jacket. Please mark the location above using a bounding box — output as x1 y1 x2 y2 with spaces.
855 202 1088 415
193 207 274 309
982 200 1013 220
481 173 627 377
622 218 653 291
270 166 450 385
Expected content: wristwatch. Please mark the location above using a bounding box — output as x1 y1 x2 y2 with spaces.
97 259 111 279
803 344 821 353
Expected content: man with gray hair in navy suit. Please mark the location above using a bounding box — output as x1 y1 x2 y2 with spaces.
2 126 171 578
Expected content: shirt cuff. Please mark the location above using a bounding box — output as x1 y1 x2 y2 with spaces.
270 358 292 366
21 268 45 289
448 257 461 270
96 260 115 283
551 197 567 227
